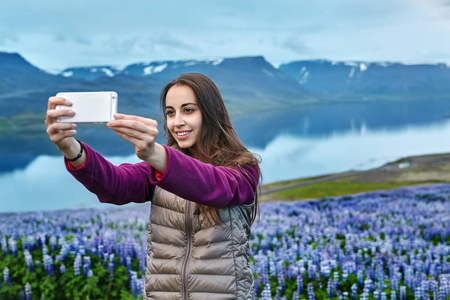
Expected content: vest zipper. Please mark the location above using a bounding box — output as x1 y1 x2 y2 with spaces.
182 201 192 300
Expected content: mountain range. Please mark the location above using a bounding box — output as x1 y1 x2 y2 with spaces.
279 60 450 101
1 51 450 171
0 53 315 119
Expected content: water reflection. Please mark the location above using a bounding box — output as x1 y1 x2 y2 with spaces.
250 121 450 183
0 154 141 213
2 99 450 212
232 99 450 148
2 120 450 213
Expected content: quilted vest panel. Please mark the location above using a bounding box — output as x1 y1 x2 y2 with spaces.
144 187 255 300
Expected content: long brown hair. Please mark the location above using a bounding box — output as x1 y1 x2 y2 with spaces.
160 73 260 224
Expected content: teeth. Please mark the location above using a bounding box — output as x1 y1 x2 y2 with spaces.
177 131 190 136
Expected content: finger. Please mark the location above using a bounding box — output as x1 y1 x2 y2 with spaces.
48 96 72 110
113 114 158 127
108 119 149 134
112 130 147 149
48 130 77 144
112 128 156 146
47 122 77 135
47 109 75 120
111 126 158 141
45 109 75 126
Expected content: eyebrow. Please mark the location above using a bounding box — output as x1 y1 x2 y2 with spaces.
165 103 198 109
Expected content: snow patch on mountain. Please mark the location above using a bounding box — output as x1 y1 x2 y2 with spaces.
211 58 224 65
62 71 73 78
359 63 368 72
262 68 274 77
144 63 167 75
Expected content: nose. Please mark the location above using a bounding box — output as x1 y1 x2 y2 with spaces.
174 113 185 127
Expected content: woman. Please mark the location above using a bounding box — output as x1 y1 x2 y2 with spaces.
45 73 260 299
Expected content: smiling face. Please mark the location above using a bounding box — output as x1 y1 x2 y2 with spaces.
165 84 203 155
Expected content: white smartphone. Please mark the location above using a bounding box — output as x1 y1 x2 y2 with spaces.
56 91 118 123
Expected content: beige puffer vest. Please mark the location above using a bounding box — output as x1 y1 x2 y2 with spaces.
144 187 255 300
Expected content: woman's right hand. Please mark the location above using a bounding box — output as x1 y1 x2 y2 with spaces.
45 96 82 160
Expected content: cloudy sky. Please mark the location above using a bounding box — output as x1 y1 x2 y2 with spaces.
1 0 450 72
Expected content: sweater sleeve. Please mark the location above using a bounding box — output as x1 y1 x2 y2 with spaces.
149 146 260 208
66 143 155 205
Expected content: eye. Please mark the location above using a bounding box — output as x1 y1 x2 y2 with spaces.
184 107 195 113
165 110 174 116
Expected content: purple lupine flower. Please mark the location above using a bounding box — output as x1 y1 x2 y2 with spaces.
390 290 397 300
43 254 54 276
25 282 32 300
297 273 303 294
74 253 82 276
83 256 91 276
87 269 93 277
357 269 364 287
307 283 315 300
351 283 358 300
261 283 272 300
50 236 57 253
3 267 12 286
275 286 282 299
327 278 334 299
8 238 17 257
60 264 66 274
414 287 421 300
24 249 33 272
126 255 132 271
363 278 373 292
308 261 315 280
400 286 407 300
278 272 285 292
373 289 380 300
360 291 369 300
108 253 115 272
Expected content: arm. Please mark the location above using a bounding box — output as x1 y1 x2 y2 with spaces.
150 146 260 208
45 96 88 168
66 143 155 205
45 99 156 204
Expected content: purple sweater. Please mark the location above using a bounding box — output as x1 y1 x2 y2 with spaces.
66 143 260 208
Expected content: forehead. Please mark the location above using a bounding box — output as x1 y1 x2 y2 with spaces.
165 84 197 107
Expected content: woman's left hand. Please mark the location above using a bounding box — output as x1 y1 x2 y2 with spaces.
108 113 168 173
107 113 159 161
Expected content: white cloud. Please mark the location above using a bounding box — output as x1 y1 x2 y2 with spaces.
2 0 450 70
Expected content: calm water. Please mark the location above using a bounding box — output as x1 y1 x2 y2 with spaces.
2 100 450 213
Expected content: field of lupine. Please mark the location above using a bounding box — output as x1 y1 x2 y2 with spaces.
1 183 449 299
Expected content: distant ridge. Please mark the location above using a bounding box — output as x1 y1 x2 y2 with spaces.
279 60 450 101
0 53 315 117
2 51 450 119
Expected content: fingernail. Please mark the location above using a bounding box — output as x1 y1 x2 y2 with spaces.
68 111 75 116
108 120 116 126
65 100 72 106
114 113 122 119
71 123 77 128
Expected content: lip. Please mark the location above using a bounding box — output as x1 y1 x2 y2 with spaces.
174 130 192 140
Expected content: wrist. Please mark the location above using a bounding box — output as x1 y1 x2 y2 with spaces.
145 143 168 174
59 139 82 160
65 140 84 162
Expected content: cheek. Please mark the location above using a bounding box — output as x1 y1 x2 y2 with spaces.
194 115 203 129
166 119 174 132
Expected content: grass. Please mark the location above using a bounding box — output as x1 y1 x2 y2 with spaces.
268 180 432 200
261 158 450 201
0 112 47 138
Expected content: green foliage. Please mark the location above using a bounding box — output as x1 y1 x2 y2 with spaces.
273 181 417 200
0 248 142 300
